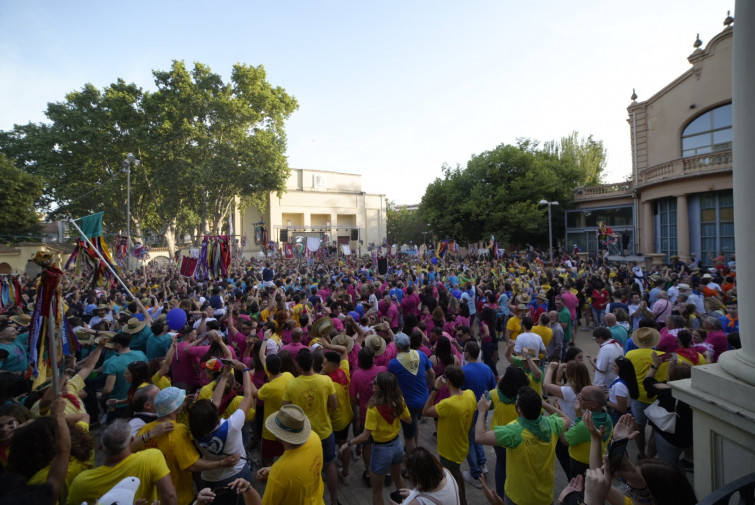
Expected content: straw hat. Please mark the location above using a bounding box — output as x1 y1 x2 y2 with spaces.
332 333 354 353
265 404 311 445
516 303 529 311
516 293 531 305
535 290 548 301
122 317 147 334
311 316 334 339
10 314 31 327
365 334 386 356
96 304 110 311
633 327 660 349
94 333 117 349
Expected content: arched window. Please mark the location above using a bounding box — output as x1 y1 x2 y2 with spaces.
681 103 732 158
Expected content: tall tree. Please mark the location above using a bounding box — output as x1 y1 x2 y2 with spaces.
0 61 298 255
0 154 44 237
386 200 429 246
420 135 606 248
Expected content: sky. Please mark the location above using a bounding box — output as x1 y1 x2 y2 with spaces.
0 1 735 205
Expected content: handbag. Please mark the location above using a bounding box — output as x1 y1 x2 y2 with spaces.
644 399 677 434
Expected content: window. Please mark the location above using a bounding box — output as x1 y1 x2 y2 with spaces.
657 198 677 261
682 103 732 158
700 191 735 266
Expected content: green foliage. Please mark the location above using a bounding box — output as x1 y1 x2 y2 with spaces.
386 200 430 246
420 133 607 248
0 154 43 235
0 61 298 250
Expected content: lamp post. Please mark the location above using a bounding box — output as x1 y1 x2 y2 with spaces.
122 153 141 267
539 200 559 263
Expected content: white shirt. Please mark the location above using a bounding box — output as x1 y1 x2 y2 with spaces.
401 469 459 505
514 331 546 356
594 339 624 386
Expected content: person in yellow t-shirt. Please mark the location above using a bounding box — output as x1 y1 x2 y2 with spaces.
475 386 569 505
134 387 240 505
67 419 177 505
625 327 668 460
321 335 354 482
422 365 476 505
487 366 530 501
505 305 528 342
255 404 325 505
532 313 553 356
340 371 411 505
256 354 295 465
282 349 338 505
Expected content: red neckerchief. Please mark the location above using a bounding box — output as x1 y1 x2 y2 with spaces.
676 348 700 365
328 368 348 386
375 404 396 424
376 404 396 424
218 388 237 414
62 392 81 410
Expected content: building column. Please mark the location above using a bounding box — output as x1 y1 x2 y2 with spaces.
671 5 755 498
640 200 654 255
676 194 690 262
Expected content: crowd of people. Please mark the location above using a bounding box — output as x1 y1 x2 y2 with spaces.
0 247 738 505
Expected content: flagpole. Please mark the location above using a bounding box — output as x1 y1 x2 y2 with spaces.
68 218 136 300
48 298 60 399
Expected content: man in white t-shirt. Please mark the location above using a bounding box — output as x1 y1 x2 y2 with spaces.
590 327 624 386
513 316 546 358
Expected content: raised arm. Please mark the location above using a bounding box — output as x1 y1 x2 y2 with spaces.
543 361 565 398
156 335 178 380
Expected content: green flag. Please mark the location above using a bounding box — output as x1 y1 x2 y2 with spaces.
77 212 103 239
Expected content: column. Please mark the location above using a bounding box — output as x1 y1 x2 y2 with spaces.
640 200 654 255
676 194 690 262
720 0 755 385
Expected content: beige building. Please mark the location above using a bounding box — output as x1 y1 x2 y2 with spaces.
238 168 387 254
570 22 734 266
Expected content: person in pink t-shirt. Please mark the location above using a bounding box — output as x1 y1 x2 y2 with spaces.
172 326 202 390
280 327 308 362
349 346 387 483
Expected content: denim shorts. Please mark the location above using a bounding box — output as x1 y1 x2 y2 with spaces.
370 437 404 475
631 400 650 426
321 432 337 465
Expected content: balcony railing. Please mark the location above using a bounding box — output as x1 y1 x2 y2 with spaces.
574 181 633 201
638 150 732 186
574 150 733 201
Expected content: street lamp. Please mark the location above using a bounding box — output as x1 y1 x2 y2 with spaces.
539 200 559 263
122 153 141 262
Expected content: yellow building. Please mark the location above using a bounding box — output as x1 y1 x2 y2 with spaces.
238 168 387 254
570 19 734 266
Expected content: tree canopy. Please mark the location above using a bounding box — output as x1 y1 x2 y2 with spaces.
386 201 430 246
0 61 298 254
419 133 606 248
0 154 43 237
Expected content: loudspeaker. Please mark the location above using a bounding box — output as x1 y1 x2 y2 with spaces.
350 229 359 240
280 229 288 242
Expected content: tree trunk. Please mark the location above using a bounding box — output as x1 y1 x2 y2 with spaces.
164 217 177 258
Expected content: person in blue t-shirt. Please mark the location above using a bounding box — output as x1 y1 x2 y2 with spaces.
461 341 496 488
388 332 435 451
